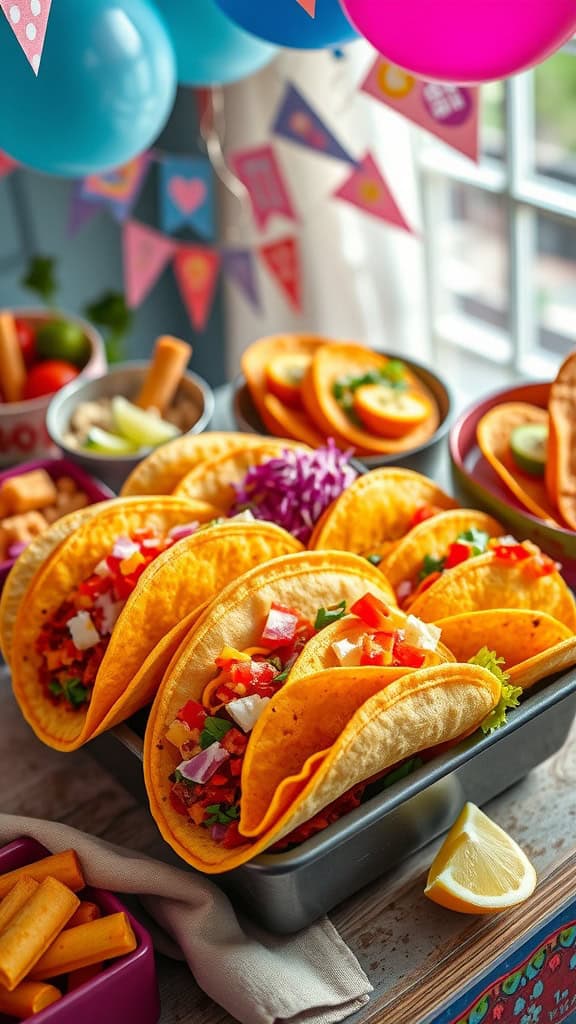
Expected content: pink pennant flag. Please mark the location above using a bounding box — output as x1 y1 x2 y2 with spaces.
0 151 17 177
122 220 176 309
1 0 52 75
296 0 316 14
259 236 302 313
173 246 220 332
230 144 297 231
362 58 479 163
333 153 414 234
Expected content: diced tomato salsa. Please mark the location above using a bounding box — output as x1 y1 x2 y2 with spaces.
36 529 176 711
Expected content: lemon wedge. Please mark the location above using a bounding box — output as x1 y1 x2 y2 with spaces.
84 427 139 456
424 802 537 914
112 396 181 448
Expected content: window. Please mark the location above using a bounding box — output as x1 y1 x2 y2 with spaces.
419 43 576 387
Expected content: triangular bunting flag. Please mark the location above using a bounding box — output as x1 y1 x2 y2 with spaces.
361 58 479 163
259 237 302 313
0 0 52 74
173 246 220 332
122 221 176 308
82 153 151 222
0 151 17 178
272 83 356 164
296 0 316 15
67 181 101 238
221 249 260 311
333 153 414 234
159 156 215 239
230 144 297 231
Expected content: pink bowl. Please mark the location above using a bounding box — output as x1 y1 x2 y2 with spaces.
0 310 107 468
0 837 160 1024
449 379 576 589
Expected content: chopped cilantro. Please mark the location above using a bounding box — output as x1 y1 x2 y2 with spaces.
172 769 185 784
419 554 446 581
457 528 490 556
49 677 89 707
314 599 347 631
366 554 382 566
199 716 233 749
48 680 63 697
204 803 240 825
382 757 423 789
273 666 291 683
468 647 522 734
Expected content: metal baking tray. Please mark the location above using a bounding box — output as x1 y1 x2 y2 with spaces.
90 665 576 934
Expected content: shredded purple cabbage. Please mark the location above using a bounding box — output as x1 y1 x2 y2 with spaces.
229 440 357 543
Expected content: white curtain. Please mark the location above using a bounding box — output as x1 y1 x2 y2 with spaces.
216 44 429 380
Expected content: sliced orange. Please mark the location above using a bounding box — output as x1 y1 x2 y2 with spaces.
353 384 433 438
265 352 312 407
424 802 537 914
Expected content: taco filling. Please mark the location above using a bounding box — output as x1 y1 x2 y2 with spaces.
35 523 200 710
398 532 559 608
165 592 445 850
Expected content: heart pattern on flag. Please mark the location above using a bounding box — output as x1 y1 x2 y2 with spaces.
169 177 207 215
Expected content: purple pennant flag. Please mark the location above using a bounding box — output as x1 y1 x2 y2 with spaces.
272 83 357 165
221 249 260 312
67 181 101 238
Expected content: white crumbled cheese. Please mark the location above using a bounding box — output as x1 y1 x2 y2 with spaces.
94 593 125 635
404 615 441 651
227 509 256 524
226 694 270 732
67 611 101 651
496 535 518 546
331 637 362 667
93 559 110 577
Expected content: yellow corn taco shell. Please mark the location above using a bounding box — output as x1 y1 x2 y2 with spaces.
477 403 563 527
407 551 576 630
0 501 110 667
434 609 573 673
120 432 272 497
172 440 309 510
144 549 398 870
380 509 504 594
11 509 302 752
546 351 576 530
308 468 458 555
509 635 576 690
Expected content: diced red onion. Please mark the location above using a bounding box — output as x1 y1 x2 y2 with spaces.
94 592 126 635
210 823 228 842
229 439 357 543
112 536 140 560
396 580 413 603
177 743 230 784
168 522 200 541
7 542 28 559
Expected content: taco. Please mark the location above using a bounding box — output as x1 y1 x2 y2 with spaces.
406 542 576 630
380 509 505 608
434 609 576 688
9 504 303 752
309 467 458 557
144 550 502 872
546 351 576 530
172 440 310 509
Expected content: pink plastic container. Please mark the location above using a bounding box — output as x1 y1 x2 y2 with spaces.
0 458 114 595
0 837 160 1024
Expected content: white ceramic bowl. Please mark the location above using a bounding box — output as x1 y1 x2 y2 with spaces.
0 308 106 467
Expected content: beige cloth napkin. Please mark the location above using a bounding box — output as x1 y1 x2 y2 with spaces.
0 814 372 1024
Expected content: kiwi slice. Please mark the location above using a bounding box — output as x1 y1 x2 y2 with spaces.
510 423 548 476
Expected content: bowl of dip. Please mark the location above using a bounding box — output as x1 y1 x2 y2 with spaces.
46 361 214 492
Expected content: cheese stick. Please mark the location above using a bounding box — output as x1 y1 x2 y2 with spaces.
0 877 80 990
65 901 101 929
0 850 85 900
1 470 58 514
0 980 61 1018
0 877 39 934
30 912 137 979
135 335 192 414
0 313 26 403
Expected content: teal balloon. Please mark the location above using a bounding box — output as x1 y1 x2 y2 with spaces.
0 0 176 177
152 0 278 86
214 0 357 49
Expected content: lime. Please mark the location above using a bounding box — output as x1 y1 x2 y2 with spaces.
36 320 90 367
111 395 181 448
510 423 548 476
84 426 139 456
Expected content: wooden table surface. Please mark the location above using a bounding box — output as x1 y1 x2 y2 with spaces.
1 666 575 1024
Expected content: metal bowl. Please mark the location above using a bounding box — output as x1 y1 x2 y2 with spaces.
46 361 215 493
233 353 452 477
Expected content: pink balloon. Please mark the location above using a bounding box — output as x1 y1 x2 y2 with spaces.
340 0 576 83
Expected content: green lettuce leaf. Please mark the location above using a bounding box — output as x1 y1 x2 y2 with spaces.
468 647 522 734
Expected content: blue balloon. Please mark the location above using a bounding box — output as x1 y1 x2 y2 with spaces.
152 0 278 86
0 0 176 177
214 0 357 49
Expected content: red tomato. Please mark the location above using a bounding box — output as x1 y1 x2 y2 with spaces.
14 318 37 368
23 360 79 400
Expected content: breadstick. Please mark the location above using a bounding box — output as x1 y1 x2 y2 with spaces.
135 335 192 414
30 912 137 979
1 470 58 514
0 980 61 1018
0 850 85 900
0 877 80 990
0 877 39 934
65 901 100 929
0 314 26 403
